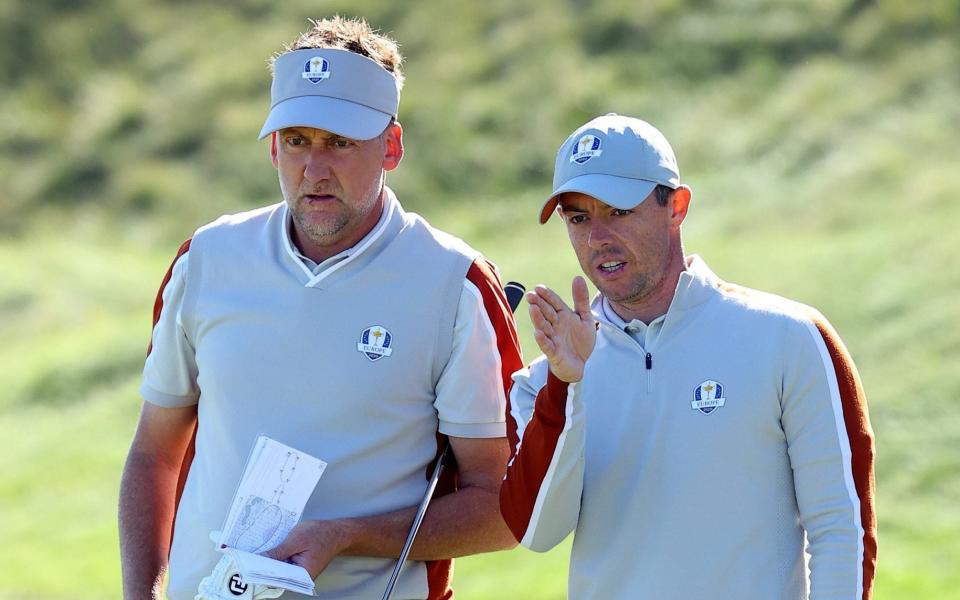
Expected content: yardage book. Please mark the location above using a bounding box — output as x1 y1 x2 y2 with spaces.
217 435 327 594
223 547 316 595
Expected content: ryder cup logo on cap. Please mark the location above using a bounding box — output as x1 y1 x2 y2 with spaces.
302 56 331 83
538 113 681 224
357 325 394 362
692 380 726 415
570 134 603 164
259 48 400 141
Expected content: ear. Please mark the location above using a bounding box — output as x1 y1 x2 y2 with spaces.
382 121 404 171
270 132 279 169
669 185 692 230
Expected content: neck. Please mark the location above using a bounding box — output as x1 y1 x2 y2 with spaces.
607 252 689 324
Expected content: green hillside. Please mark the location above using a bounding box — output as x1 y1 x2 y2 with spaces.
2 0 959 598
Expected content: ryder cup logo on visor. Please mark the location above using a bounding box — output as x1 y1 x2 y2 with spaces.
302 56 331 84
357 325 393 361
691 380 726 415
570 134 603 164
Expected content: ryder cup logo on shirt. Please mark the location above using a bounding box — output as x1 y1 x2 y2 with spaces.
692 380 726 415
357 325 394 361
570 134 603 164
302 56 331 83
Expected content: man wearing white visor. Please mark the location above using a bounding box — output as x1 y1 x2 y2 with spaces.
120 17 522 600
500 114 877 599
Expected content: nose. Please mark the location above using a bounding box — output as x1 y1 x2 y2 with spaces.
303 147 332 183
587 220 613 248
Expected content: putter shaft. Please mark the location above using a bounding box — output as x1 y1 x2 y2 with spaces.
381 445 451 600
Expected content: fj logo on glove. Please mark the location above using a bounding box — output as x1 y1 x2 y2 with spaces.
692 380 726 415
228 573 248 595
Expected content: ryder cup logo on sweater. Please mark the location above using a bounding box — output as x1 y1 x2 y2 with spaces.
692 380 726 415
302 56 331 83
357 325 393 361
570 134 603 164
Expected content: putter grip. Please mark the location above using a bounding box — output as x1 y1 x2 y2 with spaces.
504 281 525 314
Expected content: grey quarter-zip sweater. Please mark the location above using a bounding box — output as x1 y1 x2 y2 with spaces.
501 256 876 600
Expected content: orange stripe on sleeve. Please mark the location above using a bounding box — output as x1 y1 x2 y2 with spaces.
806 311 877 599
465 259 525 448
719 280 876 596
147 238 192 356
415 260 524 599
500 371 570 542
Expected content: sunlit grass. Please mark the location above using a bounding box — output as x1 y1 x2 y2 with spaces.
3 0 959 597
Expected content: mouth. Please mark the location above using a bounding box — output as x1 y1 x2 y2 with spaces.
302 193 338 204
596 260 626 275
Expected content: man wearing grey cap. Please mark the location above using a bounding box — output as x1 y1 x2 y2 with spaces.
119 17 522 600
499 114 877 599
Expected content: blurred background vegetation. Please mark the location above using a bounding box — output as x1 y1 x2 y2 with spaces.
1 0 958 597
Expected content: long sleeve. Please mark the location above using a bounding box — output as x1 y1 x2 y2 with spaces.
783 310 877 599
499 359 586 552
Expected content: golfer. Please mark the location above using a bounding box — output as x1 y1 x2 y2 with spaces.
119 17 522 600
500 113 876 599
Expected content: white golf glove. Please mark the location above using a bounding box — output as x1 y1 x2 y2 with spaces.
195 532 285 600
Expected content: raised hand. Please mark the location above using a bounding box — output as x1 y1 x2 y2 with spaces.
526 276 596 383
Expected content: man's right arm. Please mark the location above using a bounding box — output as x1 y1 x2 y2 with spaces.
119 402 197 600
499 278 596 551
121 238 198 599
500 365 587 551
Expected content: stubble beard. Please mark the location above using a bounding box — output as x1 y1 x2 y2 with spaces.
285 172 384 248
599 270 664 307
582 245 671 310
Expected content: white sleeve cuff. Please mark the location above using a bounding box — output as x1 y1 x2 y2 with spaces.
140 383 199 408
439 419 507 439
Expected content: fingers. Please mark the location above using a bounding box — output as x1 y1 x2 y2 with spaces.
527 302 555 337
532 284 570 314
532 326 556 356
262 539 289 561
262 547 280 561
261 524 302 560
527 289 560 324
571 276 592 318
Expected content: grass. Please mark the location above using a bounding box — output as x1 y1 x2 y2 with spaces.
2 0 959 597
3 182 958 597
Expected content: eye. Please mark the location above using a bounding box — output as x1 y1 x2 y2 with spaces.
568 214 588 225
612 209 632 216
332 137 353 148
285 135 307 147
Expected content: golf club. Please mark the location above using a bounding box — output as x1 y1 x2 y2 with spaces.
380 281 525 600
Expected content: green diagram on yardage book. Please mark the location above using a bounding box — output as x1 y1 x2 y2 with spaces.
218 436 327 553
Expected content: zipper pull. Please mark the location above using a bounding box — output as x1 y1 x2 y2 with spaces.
645 353 652 370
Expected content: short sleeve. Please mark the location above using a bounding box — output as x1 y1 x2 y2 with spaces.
433 259 524 438
140 240 200 408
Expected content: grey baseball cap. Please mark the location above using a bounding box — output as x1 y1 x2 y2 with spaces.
539 113 680 224
258 48 400 141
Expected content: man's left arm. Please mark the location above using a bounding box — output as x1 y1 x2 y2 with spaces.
266 258 524 577
782 309 877 600
265 435 516 577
